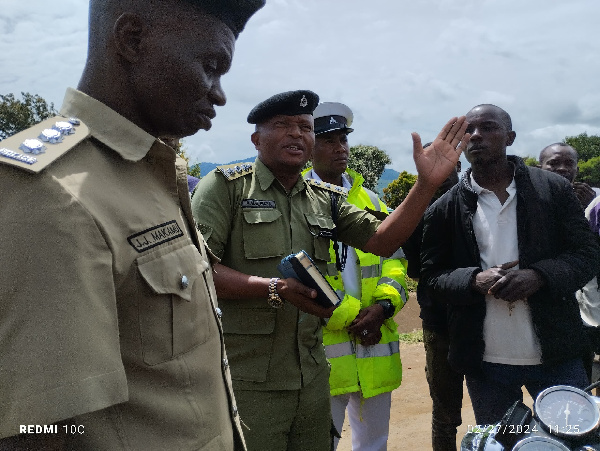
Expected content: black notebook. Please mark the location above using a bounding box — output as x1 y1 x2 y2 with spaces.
278 250 341 308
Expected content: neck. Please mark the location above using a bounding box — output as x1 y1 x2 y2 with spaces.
471 159 514 193
313 168 344 187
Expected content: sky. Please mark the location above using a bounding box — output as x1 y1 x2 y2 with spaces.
1 0 599 174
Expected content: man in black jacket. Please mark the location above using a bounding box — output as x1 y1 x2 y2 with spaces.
421 104 600 425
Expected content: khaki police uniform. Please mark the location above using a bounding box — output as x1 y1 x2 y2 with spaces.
191 158 380 450
0 88 244 450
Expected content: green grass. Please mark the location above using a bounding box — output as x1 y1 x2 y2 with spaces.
398 329 423 344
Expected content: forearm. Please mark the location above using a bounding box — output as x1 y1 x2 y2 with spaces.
363 179 438 256
212 262 269 299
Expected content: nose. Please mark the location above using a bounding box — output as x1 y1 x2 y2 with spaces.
209 80 227 107
287 124 302 138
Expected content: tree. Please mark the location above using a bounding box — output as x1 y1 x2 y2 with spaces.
523 156 539 167
565 133 600 162
347 144 391 191
382 171 418 209
578 156 600 187
0 92 56 139
167 138 201 178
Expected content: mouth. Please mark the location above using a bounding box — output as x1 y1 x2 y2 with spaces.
283 144 305 152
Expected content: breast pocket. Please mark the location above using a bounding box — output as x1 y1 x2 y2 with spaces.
242 209 285 259
136 242 213 365
304 213 336 264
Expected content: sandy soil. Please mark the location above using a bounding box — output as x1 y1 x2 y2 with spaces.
336 293 533 450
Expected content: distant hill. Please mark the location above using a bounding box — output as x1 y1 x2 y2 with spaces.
377 167 400 196
197 158 401 197
198 156 254 177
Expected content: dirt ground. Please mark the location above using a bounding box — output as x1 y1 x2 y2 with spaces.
336 293 533 450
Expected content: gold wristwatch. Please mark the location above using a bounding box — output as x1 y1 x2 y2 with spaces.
267 277 284 308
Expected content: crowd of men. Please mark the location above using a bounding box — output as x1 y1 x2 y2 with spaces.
1 1 599 451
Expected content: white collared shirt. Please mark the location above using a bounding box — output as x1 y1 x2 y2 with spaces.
470 173 542 365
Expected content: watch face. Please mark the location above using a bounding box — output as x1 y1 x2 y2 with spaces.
534 385 600 438
512 436 570 451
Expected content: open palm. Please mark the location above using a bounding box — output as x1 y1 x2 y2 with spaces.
412 116 470 187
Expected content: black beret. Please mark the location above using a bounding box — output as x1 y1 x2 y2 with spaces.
183 0 266 37
247 90 320 124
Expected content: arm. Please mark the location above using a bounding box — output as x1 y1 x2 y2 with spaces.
362 117 470 256
212 263 336 318
420 201 483 306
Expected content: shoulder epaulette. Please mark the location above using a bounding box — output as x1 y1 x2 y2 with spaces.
217 162 254 181
306 178 348 196
0 116 90 174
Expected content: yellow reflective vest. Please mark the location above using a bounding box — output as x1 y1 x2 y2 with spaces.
302 168 408 398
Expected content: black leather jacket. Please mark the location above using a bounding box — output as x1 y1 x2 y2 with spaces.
421 156 600 378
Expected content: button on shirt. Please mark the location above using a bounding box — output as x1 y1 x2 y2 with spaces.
470 173 542 365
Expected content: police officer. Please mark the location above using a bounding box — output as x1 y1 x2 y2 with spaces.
304 102 408 451
0 0 264 449
191 90 469 450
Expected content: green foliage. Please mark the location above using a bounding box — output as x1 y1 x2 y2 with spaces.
565 133 600 162
172 139 201 178
347 145 392 191
0 92 56 139
382 171 418 209
523 156 539 167
405 276 418 293
578 156 600 187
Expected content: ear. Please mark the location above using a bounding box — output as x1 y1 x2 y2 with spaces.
113 13 145 62
506 130 516 147
251 131 260 149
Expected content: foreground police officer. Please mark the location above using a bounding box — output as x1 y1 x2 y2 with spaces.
0 0 264 449
192 90 470 450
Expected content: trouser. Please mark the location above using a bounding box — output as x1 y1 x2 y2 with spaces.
330 391 392 451
234 366 332 451
423 327 464 451
466 358 589 425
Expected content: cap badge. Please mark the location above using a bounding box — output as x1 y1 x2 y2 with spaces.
299 95 308 108
330 116 337 124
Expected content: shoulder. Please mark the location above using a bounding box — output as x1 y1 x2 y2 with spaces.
216 162 254 181
305 178 348 196
0 116 89 174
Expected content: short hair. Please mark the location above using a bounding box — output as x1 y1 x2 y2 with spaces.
468 104 512 131
539 142 578 163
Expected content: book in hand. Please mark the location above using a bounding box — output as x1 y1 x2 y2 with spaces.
277 250 341 308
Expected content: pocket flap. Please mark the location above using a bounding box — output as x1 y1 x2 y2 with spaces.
138 244 207 302
243 209 282 225
222 308 277 335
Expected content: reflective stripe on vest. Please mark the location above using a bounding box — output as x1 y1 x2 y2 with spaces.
387 247 406 260
361 264 381 279
365 188 381 212
325 341 355 359
377 277 408 304
356 341 400 359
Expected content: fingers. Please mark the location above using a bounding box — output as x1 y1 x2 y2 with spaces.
499 260 519 270
411 132 423 158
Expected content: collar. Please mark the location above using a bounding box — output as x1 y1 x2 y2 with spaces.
59 88 156 162
254 158 306 194
303 168 353 190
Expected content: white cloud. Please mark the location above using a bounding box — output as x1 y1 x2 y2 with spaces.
1 0 599 176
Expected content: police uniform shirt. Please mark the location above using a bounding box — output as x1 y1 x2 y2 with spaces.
191 158 380 391
0 88 243 450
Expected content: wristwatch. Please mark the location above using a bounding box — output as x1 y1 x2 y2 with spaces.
375 300 395 319
267 277 284 308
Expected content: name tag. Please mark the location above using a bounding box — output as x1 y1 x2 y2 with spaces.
241 199 276 209
128 220 184 252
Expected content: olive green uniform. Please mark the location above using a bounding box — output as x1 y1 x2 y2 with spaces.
0 88 244 450
192 158 380 450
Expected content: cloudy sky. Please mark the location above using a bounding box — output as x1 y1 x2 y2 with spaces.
1 0 599 174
